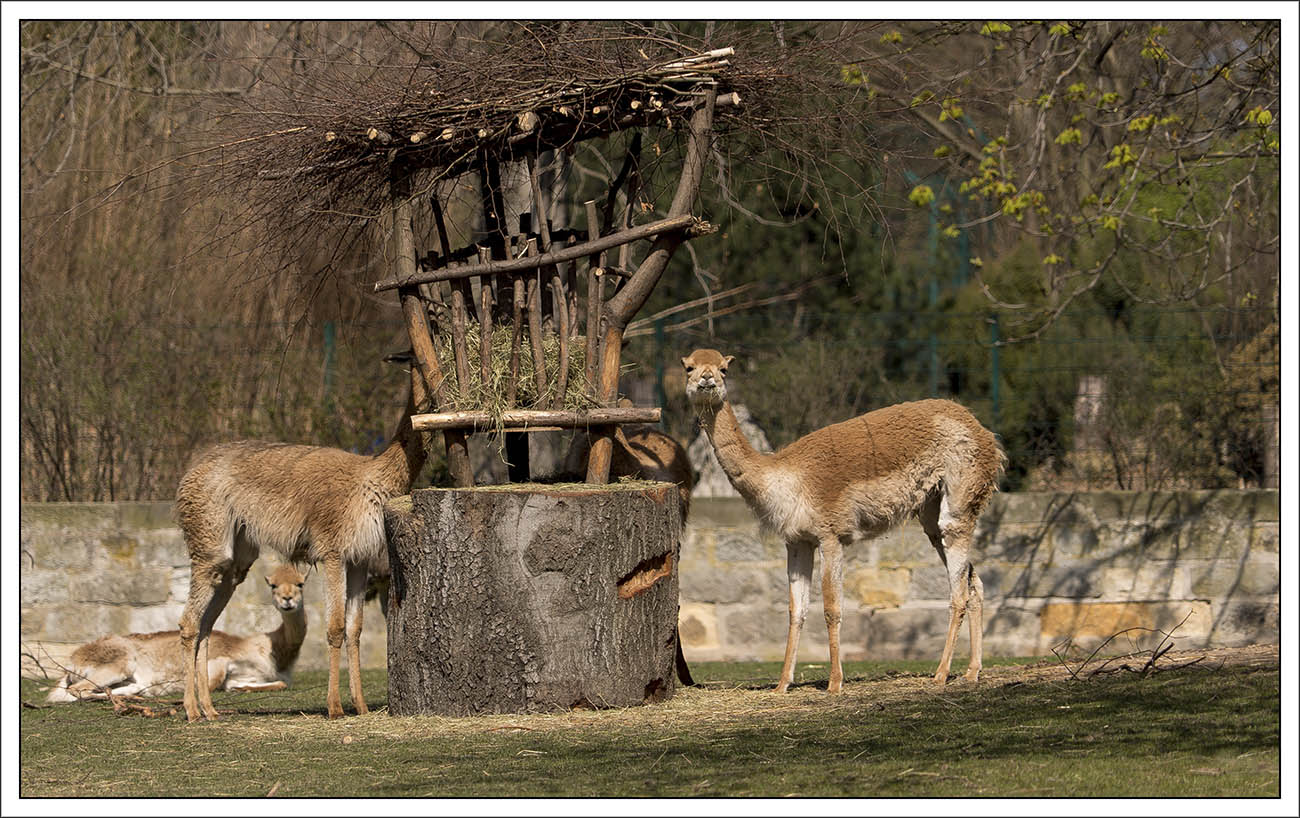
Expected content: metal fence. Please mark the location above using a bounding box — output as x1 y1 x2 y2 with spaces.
633 305 1279 493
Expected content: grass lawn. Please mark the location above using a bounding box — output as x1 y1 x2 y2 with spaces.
18 652 1280 798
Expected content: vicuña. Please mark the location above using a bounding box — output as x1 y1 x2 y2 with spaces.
682 348 1005 694
47 564 307 702
176 359 426 721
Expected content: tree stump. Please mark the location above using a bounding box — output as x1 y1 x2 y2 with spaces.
383 481 684 716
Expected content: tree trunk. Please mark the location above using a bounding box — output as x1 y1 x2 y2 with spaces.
384 482 684 716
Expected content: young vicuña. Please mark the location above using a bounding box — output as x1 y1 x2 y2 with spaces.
682 348 1004 694
47 564 307 702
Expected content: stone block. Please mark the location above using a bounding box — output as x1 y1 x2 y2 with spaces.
128 604 184 635
1047 505 1102 557
680 527 715 563
20 503 118 533
129 528 189 568
846 567 909 608
906 564 950 602
20 569 74 605
117 502 178 531
678 602 719 651
1250 522 1279 552
978 526 1050 563
1209 601 1279 646
1038 600 1213 646
39 604 132 643
20 606 49 638
876 525 933 564
1098 560 1184 601
679 563 783 605
719 604 788 659
688 497 763 528
1000 562 1102 599
714 530 777 562
981 605 1044 658
22 532 101 571
70 567 171 606
865 606 952 661
1189 558 1280 599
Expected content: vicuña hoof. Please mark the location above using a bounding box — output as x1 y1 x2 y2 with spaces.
964 667 981 683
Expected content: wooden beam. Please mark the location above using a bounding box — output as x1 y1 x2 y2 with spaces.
391 171 474 488
372 214 700 292
411 407 661 432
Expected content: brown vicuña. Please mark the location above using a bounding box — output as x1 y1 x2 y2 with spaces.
561 414 696 685
48 564 307 703
176 364 426 721
682 348 1005 694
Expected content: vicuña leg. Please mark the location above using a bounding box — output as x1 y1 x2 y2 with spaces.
321 554 347 719
819 533 846 694
194 556 252 718
921 493 984 685
934 530 977 685
344 561 369 715
964 569 985 682
180 561 234 721
776 540 815 694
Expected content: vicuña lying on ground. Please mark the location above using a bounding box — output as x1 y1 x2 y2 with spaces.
682 348 1005 694
176 356 426 721
47 564 307 703
561 412 696 685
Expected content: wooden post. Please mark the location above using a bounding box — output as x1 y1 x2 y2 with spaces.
391 169 474 487
588 92 716 484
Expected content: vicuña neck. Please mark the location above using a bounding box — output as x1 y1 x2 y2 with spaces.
699 402 767 498
375 386 429 494
269 607 307 674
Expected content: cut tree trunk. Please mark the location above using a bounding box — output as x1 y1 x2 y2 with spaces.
384 481 684 716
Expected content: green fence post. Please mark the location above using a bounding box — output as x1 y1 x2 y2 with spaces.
654 317 667 419
989 313 1000 432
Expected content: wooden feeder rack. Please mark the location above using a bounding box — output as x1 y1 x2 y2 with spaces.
368 49 737 487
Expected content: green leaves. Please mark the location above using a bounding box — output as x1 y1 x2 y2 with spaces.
1055 128 1082 146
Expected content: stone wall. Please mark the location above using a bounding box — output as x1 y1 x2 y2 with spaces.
677 491 1280 663
19 490 1279 679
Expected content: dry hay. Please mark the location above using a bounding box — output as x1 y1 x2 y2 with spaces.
432 321 596 414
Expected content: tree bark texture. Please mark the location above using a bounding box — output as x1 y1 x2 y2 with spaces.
384 482 683 716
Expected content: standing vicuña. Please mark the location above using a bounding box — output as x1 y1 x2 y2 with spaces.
48 564 307 703
176 367 427 721
682 349 1004 694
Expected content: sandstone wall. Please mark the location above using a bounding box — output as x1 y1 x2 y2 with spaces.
19 490 1278 679
677 491 1279 663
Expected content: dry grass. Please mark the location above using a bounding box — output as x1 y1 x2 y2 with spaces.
19 646 1281 798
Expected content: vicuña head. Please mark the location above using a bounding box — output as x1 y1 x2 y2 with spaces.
682 349 733 411
682 346 1004 697
266 564 305 613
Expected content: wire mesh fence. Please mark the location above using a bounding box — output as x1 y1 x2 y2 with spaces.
635 305 1279 493
18 304 1278 501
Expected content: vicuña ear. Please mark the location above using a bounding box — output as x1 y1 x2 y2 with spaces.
265 575 274 587
681 356 692 369
722 355 735 369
